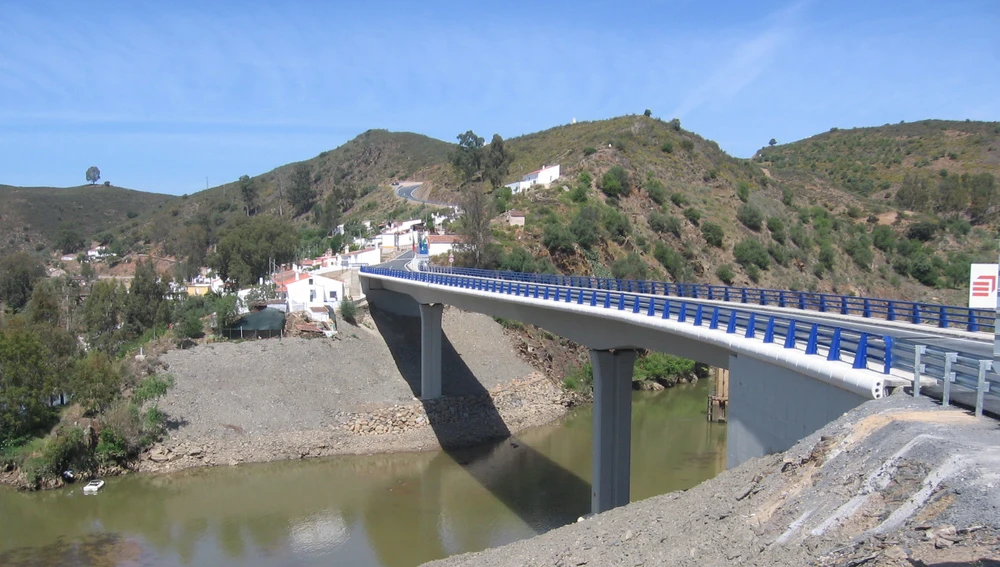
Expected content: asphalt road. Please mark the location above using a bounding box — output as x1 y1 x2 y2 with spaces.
380 250 415 271
394 182 452 207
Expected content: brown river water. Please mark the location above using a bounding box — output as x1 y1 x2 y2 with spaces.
0 381 726 567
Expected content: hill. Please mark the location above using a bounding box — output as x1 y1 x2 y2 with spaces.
0 184 175 256
755 119 1000 197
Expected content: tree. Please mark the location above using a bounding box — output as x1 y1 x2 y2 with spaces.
210 216 299 288
79 280 125 355
643 109 652 117
55 224 85 254
452 130 485 183
288 163 316 217
483 134 514 190
0 252 45 311
0 325 54 445
120 259 168 340
611 252 647 280
70 352 122 415
455 185 493 267
86 166 101 185
570 206 601 248
768 138 777 147
239 175 258 216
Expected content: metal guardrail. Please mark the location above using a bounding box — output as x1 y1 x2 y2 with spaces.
423 266 994 333
365 266 999 416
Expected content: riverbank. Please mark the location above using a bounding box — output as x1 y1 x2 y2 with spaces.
426 392 1000 567
140 308 583 474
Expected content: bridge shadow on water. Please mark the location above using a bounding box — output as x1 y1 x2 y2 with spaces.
368 299 591 548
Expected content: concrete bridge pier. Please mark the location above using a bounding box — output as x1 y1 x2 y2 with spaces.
590 349 638 514
420 303 444 399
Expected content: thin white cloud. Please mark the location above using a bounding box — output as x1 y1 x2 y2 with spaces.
670 1 808 120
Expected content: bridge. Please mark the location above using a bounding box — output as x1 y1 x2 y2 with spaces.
359 265 998 515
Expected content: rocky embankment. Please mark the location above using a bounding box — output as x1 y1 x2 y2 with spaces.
426 393 1000 567
142 308 583 473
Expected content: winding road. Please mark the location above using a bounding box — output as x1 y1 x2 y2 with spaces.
395 182 453 207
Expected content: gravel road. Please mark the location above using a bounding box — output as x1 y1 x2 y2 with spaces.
426 392 1000 567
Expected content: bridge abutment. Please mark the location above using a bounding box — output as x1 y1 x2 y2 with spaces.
420 303 444 399
727 354 869 468
590 348 637 514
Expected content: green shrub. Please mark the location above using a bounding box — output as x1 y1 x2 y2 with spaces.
178 313 205 339
653 243 688 280
633 352 695 384
340 298 358 324
683 207 701 226
645 178 666 205
500 246 538 273
599 166 631 198
768 243 790 266
611 253 648 280
910 255 940 286
736 203 764 231
844 236 874 270
648 212 682 237
767 217 786 243
818 243 837 273
562 362 593 391
733 238 770 270
716 264 735 285
746 264 761 283
670 192 688 207
583 146 597 156
872 225 895 253
543 223 575 254
736 182 750 203
661 141 674 153
701 222 724 247
680 139 694 152
846 205 864 219
603 209 632 244
570 206 601 248
790 223 811 249
907 220 937 242
781 187 794 206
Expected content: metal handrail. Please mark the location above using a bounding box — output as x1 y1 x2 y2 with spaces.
423 265 993 333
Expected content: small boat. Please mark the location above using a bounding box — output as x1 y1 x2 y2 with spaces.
83 480 105 494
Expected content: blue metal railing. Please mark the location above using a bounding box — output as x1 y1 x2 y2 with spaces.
422 265 993 333
363 265 998 415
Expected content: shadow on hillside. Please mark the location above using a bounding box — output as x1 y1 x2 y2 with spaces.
369 299 590 532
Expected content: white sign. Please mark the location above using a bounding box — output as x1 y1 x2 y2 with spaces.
969 263 999 309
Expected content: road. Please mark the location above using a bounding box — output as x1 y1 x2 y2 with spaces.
395 182 452 207
380 250 415 271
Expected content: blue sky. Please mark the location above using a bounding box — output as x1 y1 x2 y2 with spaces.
0 0 996 195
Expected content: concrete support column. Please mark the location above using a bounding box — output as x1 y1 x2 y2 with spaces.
590 348 637 514
419 303 444 399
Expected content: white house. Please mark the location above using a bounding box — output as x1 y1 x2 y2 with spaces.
428 235 461 257
338 247 380 267
504 164 561 195
281 273 345 313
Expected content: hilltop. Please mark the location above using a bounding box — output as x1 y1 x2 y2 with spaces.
0 184 175 256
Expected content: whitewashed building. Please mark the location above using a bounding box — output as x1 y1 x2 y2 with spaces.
504 164 561 194
281 273 346 313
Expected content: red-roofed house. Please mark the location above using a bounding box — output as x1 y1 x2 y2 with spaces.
427 234 462 257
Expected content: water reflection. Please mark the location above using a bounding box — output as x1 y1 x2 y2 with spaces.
0 383 725 567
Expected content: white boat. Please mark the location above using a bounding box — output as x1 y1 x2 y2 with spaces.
82 480 105 494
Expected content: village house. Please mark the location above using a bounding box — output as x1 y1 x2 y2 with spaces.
506 210 526 227
279 272 346 313
504 164 561 195
427 234 461 257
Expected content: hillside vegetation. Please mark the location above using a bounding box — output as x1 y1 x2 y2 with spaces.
0 185 175 256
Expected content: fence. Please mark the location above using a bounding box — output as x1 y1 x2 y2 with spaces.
423 265 995 333
364 266 998 416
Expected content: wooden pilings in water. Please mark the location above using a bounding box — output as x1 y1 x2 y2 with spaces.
707 367 729 422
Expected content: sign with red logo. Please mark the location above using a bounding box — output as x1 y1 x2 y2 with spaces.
969 264 999 308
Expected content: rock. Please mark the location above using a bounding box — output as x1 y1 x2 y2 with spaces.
187 447 203 457
149 448 171 463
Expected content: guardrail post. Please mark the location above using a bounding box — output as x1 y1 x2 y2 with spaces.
724 288 731 302
604 293 611 309
784 320 797 349
662 299 671 319
745 313 756 338
912 345 926 397
632 296 641 313
741 289 748 303
708 286 715 300
694 305 704 326
841 296 849 315
942 352 957 407
543 287 550 300
938 306 948 328
912 305 921 325
567 289 574 303
967 310 979 332
617 294 625 311
764 317 775 343
727 311 738 334
827 328 842 361
798 294 806 310
590 291 597 306
759 289 766 305
578 289 585 305
647 298 656 316
691 285 699 299
678 303 688 323
887 302 896 321
819 296 827 313
710 307 720 329
853 333 869 369
863 299 871 318
976 360 992 418
806 324 819 355
779 291 786 307
883 336 894 374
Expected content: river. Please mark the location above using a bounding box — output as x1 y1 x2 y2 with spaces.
0 381 726 567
